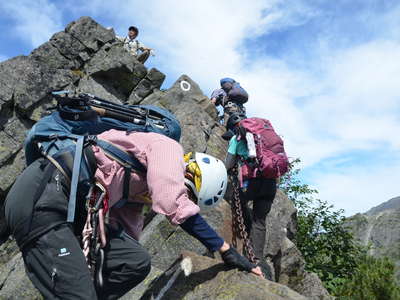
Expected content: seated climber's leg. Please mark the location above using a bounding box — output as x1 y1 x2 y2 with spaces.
137 50 150 63
99 229 151 300
23 223 97 300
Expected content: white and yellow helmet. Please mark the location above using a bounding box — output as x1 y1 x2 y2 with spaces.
184 152 228 208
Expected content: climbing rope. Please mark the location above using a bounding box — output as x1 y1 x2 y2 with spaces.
230 165 257 264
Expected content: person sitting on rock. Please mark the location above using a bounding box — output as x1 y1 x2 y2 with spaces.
224 113 277 279
4 129 262 299
117 26 154 64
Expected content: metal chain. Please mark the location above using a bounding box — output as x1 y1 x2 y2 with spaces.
229 166 257 264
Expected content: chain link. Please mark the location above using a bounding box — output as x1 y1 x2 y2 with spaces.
229 166 257 264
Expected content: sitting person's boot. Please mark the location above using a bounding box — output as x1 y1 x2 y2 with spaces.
137 50 150 63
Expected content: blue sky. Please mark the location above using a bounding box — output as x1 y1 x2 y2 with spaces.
1 0 399 215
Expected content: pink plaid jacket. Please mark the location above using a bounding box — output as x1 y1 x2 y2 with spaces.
92 130 200 240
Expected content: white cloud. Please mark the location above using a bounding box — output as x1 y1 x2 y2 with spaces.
0 55 8 62
309 157 400 216
0 0 63 47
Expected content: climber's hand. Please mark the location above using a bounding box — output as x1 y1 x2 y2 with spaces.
251 266 264 278
220 244 256 272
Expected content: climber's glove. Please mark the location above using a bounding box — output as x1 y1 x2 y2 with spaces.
221 246 255 272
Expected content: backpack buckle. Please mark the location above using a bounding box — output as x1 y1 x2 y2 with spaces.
86 135 98 145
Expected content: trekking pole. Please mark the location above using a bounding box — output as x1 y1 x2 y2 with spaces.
78 93 167 128
79 93 165 120
51 91 166 129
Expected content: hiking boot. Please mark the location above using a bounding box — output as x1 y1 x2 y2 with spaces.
257 261 273 281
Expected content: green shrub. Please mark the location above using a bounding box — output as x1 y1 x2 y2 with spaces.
334 255 400 299
280 159 400 298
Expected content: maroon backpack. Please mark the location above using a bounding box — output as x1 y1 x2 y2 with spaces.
239 117 289 179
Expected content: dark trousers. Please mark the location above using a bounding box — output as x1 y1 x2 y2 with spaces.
6 159 151 299
22 223 151 300
239 177 277 261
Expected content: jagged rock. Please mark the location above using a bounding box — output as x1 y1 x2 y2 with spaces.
0 251 41 299
0 150 25 195
65 16 115 52
264 190 297 262
142 75 222 156
141 251 307 300
0 56 77 113
278 238 332 299
128 68 166 104
31 41 76 70
263 191 331 299
49 31 88 68
121 266 164 300
140 199 232 271
77 76 124 104
142 75 215 115
85 43 147 99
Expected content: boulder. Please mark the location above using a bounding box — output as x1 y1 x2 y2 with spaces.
128 68 166 104
65 16 115 52
140 199 232 272
85 43 147 99
141 251 307 300
141 75 222 156
263 190 331 299
0 250 41 299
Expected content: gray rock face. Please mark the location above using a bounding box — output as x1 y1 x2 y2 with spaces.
128 68 166 104
345 196 400 279
140 252 307 300
366 196 400 216
0 16 330 299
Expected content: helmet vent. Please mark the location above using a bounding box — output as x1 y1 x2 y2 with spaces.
204 199 213 206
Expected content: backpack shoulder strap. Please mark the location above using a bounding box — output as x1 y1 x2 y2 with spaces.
67 135 85 223
96 139 146 208
95 139 146 173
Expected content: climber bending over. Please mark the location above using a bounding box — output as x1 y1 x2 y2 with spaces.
5 130 261 300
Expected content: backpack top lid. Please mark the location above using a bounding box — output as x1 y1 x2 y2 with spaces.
220 77 235 86
220 78 235 92
240 117 285 154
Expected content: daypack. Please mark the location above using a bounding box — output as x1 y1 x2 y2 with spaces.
220 77 249 104
239 117 288 179
24 91 182 223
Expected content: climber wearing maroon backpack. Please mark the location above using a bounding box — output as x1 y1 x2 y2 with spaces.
225 113 289 278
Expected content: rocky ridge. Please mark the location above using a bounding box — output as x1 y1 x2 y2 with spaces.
345 196 400 279
0 17 330 299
